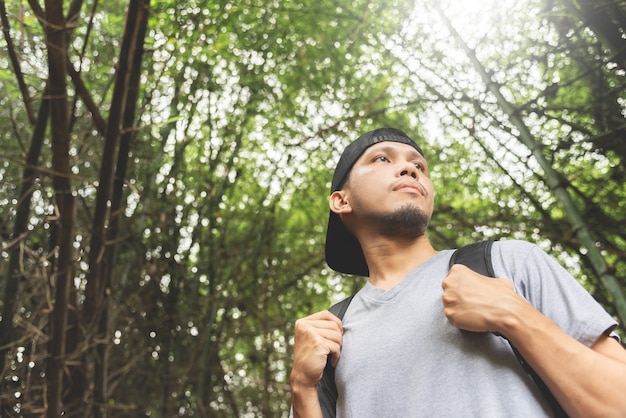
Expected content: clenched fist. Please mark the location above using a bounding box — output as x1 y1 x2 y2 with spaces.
291 310 344 389
442 263 522 335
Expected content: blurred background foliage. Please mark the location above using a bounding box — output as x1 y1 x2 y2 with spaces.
0 0 625 416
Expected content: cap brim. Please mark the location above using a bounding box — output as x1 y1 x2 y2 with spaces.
325 211 369 277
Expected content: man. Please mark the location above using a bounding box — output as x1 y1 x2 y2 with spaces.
290 127 626 417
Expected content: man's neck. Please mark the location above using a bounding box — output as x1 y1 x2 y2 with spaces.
360 235 438 290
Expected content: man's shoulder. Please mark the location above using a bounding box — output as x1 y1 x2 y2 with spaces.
492 239 541 255
489 239 549 278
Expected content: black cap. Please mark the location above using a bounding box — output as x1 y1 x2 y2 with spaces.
325 127 424 276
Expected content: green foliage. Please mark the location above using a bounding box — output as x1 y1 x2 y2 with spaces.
1 0 625 415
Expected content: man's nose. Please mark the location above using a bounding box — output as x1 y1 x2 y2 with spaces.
399 162 418 179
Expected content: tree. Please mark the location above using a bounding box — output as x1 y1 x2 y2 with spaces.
0 0 624 416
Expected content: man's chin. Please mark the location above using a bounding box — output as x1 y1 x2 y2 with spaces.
378 205 431 239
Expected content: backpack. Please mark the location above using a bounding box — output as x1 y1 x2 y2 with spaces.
320 240 567 418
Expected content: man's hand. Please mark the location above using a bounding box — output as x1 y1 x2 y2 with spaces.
291 310 343 385
290 310 343 417
442 263 523 334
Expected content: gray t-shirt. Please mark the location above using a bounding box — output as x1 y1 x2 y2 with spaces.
321 240 617 417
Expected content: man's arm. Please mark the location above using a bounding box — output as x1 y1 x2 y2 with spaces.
290 310 343 418
442 264 626 418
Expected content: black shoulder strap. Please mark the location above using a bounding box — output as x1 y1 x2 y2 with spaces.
448 239 495 275
328 294 354 321
318 295 354 418
450 240 567 417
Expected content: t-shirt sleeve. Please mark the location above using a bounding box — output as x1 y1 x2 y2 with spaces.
491 240 618 347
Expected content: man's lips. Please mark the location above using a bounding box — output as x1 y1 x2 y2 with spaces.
393 181 425 195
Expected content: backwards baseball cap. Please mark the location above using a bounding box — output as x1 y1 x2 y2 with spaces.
325 127 424 276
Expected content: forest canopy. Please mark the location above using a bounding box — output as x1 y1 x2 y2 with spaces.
1 0 625 416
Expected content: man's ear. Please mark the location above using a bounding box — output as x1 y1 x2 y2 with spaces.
329 190 352 215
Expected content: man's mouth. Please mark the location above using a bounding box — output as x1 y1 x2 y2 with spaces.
393 183 424 196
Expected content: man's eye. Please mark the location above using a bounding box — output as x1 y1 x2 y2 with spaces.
374 156 389 162
414 162 426 171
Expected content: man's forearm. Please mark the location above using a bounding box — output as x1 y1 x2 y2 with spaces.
500 297 626 418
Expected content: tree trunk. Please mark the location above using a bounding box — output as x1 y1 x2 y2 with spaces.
78 1 151 416
43 0 75 416
0 0 49 393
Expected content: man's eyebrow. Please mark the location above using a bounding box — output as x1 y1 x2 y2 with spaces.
365 144 426 161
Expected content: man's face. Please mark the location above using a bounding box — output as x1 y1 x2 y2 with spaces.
339 141 434 235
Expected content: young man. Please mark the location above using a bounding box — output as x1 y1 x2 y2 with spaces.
290 127 626 417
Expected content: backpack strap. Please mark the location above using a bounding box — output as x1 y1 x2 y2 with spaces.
328 294 354 321
449 240 567 417
447 239 495 275
317 295 354 418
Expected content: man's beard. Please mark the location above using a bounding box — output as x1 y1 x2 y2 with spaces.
375 204 430 240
